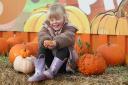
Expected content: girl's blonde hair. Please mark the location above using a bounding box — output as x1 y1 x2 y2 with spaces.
46 3 68 23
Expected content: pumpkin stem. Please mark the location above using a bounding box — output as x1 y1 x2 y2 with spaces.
92 51 97 56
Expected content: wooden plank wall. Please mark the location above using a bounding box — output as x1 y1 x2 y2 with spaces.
0 32 128 55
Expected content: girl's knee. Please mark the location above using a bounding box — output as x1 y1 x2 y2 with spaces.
56 47 70 60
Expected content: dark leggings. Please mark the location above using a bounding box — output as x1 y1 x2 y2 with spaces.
39 46 70 73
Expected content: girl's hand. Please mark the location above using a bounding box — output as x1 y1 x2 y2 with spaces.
43 40 56 49
43 40 50 48
48 40 56 49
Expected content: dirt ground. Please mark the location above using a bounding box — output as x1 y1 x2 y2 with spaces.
0 59 128 85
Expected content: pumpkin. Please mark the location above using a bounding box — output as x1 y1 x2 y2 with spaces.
91 0 128 35
91 11 128 35
19 47 31 58
24 5 90 33
77 53 107 75
9 44 26 64
9 43 36 64
96 43 125 66
13 55 36 74
116 0 128 17
0 38 8 55
7 34 23 49
26 42 38 56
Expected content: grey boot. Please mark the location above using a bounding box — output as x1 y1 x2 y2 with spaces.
43 57 65 79
28 54 45 82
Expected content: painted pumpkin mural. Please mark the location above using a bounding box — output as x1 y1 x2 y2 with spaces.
0 0 125 34
23 6 90 33
0 0 26 24
91 0 128 35
0 0 56 31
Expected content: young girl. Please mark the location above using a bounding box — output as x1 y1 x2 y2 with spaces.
28 3 78 82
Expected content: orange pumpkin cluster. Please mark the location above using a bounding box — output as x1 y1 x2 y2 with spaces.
0 34 38 64
0 34 26 56
9 43 38 64
75 34 126 75
96 43 125 66
7 35 23 49
76 41 126 76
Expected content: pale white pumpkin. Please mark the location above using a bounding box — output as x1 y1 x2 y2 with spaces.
13 55 36 74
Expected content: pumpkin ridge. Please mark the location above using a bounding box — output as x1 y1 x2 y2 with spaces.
91 13 105 34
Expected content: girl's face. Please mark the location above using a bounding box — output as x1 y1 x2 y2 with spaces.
49 16 64 31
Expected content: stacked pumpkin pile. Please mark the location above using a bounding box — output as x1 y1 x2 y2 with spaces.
0 35 39 74
75 35 125 76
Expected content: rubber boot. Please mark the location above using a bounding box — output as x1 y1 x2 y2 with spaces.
43 57 65 79
28 54 45 82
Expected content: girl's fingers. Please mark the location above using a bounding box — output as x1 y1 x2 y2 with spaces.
43 43 48 48
43 40 56 48
47 46 54 49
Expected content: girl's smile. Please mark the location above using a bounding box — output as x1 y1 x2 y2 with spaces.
49 16 64 31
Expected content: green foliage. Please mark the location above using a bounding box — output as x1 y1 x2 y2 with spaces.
77 36 83 48
106 66 128 74
0 56 8 64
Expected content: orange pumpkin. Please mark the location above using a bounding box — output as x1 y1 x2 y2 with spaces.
96 43 125 66
7 34 23 49
19 47 31 58
26 42 38 56
9 44 25 63
77 53 107 75
0 38 8 55
9 43 34 64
